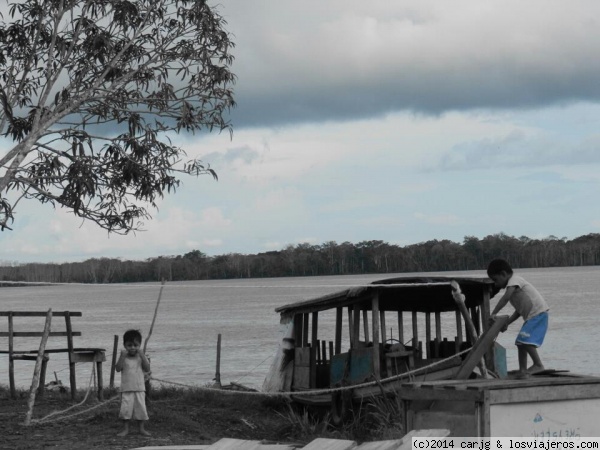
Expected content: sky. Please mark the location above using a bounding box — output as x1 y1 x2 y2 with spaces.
2 0 600 264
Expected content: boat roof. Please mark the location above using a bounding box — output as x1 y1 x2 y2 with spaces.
275 276 498 315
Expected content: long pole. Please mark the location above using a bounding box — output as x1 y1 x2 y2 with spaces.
143 280 165 354
24 309 52 426
451 281 487 377
109 335 118 389
215 334 222 386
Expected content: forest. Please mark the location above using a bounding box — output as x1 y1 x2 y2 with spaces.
1 232 600 284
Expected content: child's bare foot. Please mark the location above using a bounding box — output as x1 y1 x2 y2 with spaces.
117 429 129 437
527 364 545 374
514 371 530 379
139 423 150 436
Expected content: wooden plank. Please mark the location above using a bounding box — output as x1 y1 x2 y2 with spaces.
455 315 509 379
488 382 600 404
0 332 82 337
0 311 82 317
131 446 210 450
355 440 402 450
302 438 357 450
205 438 262 450
363 310 369 342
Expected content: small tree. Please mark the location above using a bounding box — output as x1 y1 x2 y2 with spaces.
0 0 235 232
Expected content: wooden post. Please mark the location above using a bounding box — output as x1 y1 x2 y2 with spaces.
451 281 487 377
24 309 52 426
372 294 381 379
294 314 303 346
347 307 354 347
8 312 15 399
215 334 222 386
380 311 387 344
311 312 318 349
456 310 463 353
397 311 404 344
412 311 418 357
435 311 442 358
353 304 361 347
335 307 343 355
425 313 431 358
362 310 369 343
65 312 76 400
302 313 309 347
110 335 119 389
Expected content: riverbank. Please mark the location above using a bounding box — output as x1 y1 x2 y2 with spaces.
0 385 404 450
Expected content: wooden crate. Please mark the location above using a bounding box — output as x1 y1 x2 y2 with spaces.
399 375 600 437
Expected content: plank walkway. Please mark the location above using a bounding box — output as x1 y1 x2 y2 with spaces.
134 429 449 450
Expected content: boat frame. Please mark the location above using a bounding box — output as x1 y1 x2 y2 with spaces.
264 276 504 402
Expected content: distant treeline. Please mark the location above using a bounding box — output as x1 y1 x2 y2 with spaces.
1 232 600 284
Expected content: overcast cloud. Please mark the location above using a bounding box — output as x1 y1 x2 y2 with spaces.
2 0 600 263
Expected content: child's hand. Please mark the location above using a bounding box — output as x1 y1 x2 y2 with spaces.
120 349 128 357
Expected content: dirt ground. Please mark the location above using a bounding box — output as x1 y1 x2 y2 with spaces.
0 386 306 450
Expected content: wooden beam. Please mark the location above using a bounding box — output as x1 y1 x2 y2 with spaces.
347 306 354 348
8 312 15 399
302 313 309 347
335 307 343 355
372 294 381 379
380 310 387 345
353 304 361 348
311 312 319 350
425 313 431 358
435 311 441 358
412 311 418 358
398 311 404 344
455 310 463 353
362 310 369 343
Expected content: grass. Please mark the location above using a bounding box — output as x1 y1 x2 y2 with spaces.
0 383 408 449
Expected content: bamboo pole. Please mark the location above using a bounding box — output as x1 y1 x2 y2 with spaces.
24 309 52 426
109 335 118 389
143 279 166 354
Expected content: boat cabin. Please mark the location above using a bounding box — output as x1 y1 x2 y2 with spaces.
263 276 503 396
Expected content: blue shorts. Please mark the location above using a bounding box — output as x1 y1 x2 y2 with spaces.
516 312 548 348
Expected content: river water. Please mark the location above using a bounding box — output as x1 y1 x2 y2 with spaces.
1 266 598 390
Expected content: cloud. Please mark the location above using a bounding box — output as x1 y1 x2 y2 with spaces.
438 130 600 171
221 0 600 128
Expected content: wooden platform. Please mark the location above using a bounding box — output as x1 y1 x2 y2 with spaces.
133 429 450 450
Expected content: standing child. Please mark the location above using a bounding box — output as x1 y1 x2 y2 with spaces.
116 329 151 436
487 259 549 378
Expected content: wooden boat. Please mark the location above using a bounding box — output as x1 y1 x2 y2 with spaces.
263 275 600 434
262 277 506 418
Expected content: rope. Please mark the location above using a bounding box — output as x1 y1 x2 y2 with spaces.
151 347 473 398
0 280 456 289
24 346 478 426
30 365 103 424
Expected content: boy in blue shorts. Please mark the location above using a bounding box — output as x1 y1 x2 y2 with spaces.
487 259 549 378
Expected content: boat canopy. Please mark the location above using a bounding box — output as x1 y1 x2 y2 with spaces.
274 276 498 315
